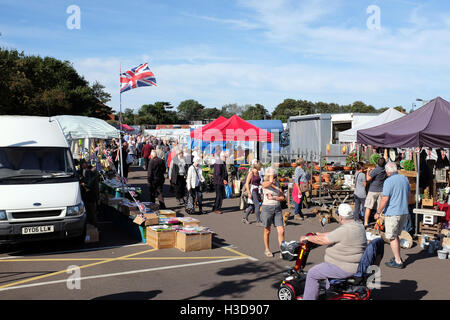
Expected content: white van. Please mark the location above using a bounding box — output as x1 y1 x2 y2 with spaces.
0 116 86 245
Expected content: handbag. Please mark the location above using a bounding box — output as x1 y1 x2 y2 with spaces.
299 182 308 193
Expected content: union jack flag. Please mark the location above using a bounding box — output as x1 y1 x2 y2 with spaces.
120 62 157 93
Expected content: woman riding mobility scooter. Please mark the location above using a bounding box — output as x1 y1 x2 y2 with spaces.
278 234 384 300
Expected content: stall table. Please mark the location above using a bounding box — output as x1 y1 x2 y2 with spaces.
326 189 354 205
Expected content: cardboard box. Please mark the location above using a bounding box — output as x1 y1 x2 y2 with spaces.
133 215 146 225
146 228 176 249
159 209 177 217
85 224 99 243
175 232 212 252
144 213 159 226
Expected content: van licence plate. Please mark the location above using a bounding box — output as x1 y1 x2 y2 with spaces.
22 225 54 234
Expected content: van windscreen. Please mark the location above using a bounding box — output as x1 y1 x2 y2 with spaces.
0 147 75 180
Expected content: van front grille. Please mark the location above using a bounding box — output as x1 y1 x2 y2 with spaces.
11 210 62 219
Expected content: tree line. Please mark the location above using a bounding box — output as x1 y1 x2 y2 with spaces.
0 48 407 125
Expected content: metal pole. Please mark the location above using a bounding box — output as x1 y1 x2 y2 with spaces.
119 64 125 195
415 148 420 236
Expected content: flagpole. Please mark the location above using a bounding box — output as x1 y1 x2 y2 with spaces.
119 63 125 194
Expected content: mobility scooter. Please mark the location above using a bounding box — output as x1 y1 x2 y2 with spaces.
278 234 384 300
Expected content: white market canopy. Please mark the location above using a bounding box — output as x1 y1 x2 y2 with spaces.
338 108 405 143
52 115 120 141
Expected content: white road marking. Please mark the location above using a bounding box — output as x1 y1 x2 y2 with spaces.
0 257 250 292
0 256 25 260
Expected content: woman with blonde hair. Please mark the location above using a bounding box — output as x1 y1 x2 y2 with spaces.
242 161 263 226
261 167 285 257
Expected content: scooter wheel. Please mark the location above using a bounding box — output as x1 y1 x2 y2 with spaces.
278 284 295 300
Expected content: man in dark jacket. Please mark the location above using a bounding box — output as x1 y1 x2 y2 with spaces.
148 150 167 209
211 153 228 214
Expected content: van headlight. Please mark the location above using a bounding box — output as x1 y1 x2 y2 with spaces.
0 210 6 220
67 203 85 216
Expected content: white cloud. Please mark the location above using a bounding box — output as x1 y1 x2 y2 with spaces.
182 12 261 30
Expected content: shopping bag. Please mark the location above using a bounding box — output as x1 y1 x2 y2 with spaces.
233 179 241 194
225 184 232 199
185 192 195 214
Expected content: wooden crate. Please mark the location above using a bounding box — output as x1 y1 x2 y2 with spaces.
419 222 442 236
158 209 177 218
178 218 200 227
146 228 176 249
175 232 212 252
144 213 159 226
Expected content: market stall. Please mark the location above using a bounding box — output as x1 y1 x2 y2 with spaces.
357 97 450 249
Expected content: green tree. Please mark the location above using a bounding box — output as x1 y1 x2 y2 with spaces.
272 99 301 122
135 101 178 125
394 106 406 114
241 103 270 120
201 107 222 120
0 48 112 119
177 99 204 122
220 103 244 118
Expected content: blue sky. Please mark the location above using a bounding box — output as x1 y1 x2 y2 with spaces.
1 0 450 114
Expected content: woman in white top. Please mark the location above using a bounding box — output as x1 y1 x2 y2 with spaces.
261 167 285 257
186 156 205 214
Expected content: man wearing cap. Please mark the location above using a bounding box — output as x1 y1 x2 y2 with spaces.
375 161 410 269
300 203 367 300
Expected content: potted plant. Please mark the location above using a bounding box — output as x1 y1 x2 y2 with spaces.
400 159 415 171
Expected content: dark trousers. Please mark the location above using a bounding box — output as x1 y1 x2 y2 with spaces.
294 192 305 217
149 182 166 209
190 187 203 212
85 201 98 226
175 175 186 201
144 158 150 171
353 195 366 221
213 184 225 211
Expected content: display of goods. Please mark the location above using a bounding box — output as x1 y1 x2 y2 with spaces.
158 216 181 225
177 225 213 234
401 159 415 171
